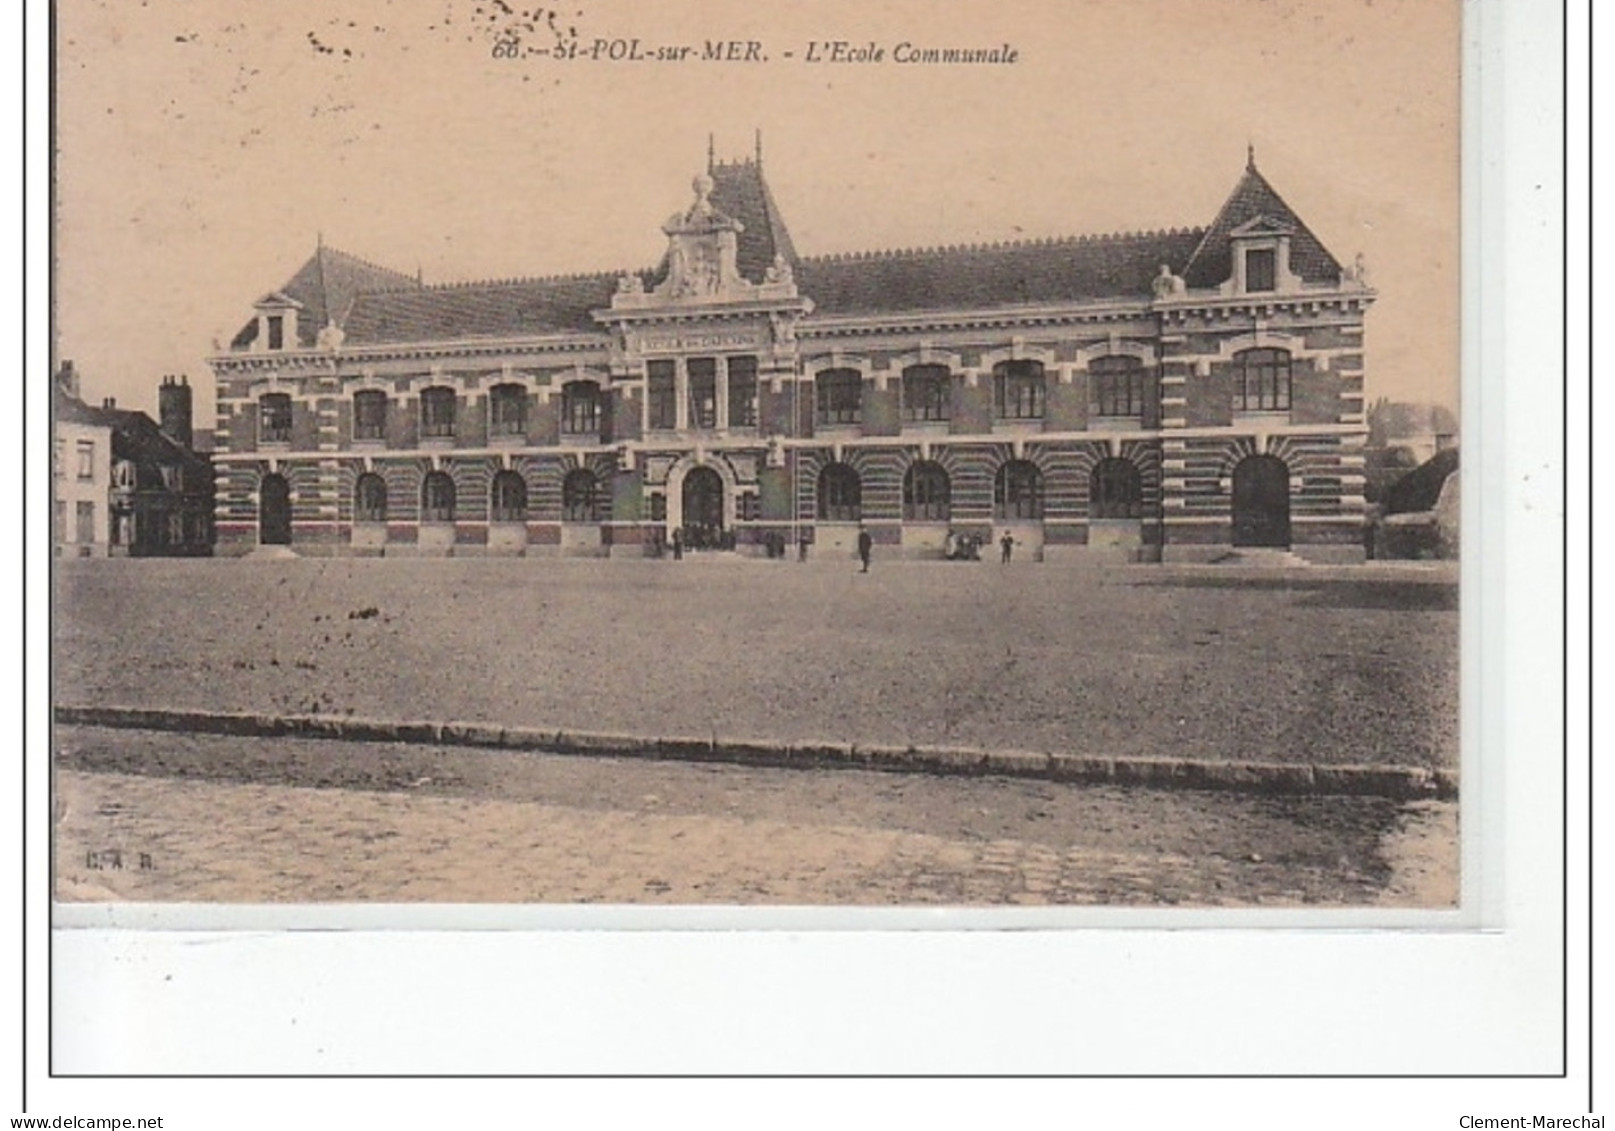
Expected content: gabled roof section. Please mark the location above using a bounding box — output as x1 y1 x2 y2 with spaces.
341 272 621 345
231 245 420 349
707 158 799 280
796 228 1204 317
1180 159 1342 289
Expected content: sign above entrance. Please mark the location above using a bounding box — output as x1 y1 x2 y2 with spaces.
636 328 767 354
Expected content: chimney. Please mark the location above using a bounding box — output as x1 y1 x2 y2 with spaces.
56 359 80 400
102 396 116 410
158 374 194 450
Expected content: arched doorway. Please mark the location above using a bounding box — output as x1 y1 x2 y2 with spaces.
682 465 725 549
1231 455 1291 548
259 473 292 545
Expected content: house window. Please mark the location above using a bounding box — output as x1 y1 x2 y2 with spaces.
420 386 457 439
727 356 758 427
54 439 65 479
687 358 718 430
1246 249 1276 293
266 315 285 351
902 365 951 422
489 384 527 436
490 470 528 522
816 463 862 521
647 361 677 430
1091 356 1146 417
1233 348 1292 412
903 461 951 521
1090 457 1143 519
75 501 96 543
421 471 456 522
994 360 1046 420
75 439 95 480
563 468 600 522
994 459 1044 520
259 394 293 444
354 472 388 523
816 368 862 425
353 390 388 441
562 381 599 435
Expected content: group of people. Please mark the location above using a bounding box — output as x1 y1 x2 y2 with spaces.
664 527 1019 567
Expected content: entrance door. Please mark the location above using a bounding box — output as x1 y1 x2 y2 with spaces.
681 466 725 550
1231 455 1290 548
260 473 292 545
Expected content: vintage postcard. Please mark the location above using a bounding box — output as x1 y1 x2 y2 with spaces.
50 0 1463 916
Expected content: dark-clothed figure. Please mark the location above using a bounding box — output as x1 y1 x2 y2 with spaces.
798 531 810 562
672 529 683 561
1000 532 1014 564
857 527 873 573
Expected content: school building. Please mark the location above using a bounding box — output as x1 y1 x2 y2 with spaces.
208 143 1374 562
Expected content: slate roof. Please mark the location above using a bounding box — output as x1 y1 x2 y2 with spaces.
341 272 621 345
54 388 210 472
1180 161 1342 289
231 246 420 349
796 228 1205 317
234 155 1346 347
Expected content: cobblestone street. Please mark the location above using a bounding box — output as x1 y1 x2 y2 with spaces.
54 727 1457 906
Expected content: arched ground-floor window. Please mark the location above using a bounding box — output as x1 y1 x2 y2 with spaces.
563 468 600 522
903 460 951 521
994 460 1044 520
354 472 388 523
259 473 292 545
1090 458 1143 519
817 463 862 521
490 470 528 522
421 470 457 522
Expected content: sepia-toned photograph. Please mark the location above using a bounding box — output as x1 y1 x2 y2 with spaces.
51 0 1463 910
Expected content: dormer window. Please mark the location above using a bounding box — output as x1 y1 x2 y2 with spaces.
250 292 304 353
1245 249 1276 293
266 315 285 350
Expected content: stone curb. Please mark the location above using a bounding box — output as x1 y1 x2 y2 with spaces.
52 704 1458 801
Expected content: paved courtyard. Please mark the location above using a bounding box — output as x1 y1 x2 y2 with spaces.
53 557 1459 768
53 725 1457 906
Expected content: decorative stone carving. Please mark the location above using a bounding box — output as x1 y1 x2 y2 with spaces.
1344 252 1369 286
316 319 346 350
1152 264 1186 298
616 273 644 295
764 253 794 285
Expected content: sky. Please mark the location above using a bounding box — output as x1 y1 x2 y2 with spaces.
53 0 1461 426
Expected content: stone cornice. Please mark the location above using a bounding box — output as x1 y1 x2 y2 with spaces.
208 333 611 372
798 298 1151 338
1152 286 1376 321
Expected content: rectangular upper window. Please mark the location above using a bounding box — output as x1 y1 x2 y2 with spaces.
419 387 457 438
353 390 388 440
647 361 676 430
266 315 285 350
1090 356 1146 417
687 358 718 430
1245 249 1276 293
727 356 758 428
902 365 951 422
75 440 95 480
259 393 293 443
993 361 1046 420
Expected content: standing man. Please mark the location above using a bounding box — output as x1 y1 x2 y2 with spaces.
999 531 1014 564
857 526 873 573
671 528 684 561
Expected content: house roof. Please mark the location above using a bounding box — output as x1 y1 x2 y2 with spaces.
54 388 210 471
1180 159 1342 289
231 245 420 349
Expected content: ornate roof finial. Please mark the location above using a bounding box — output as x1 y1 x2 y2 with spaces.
1247 141 1256 171
755 128 763 167
707 132 716 174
